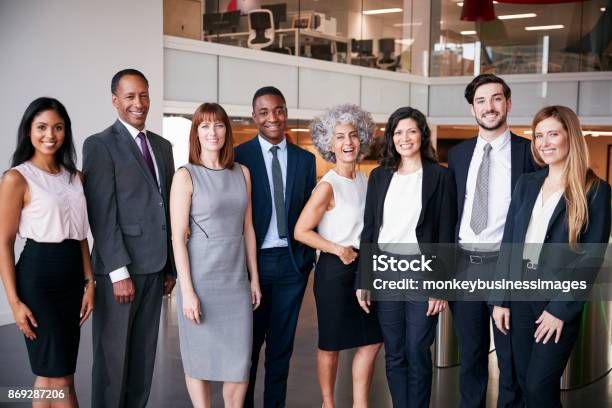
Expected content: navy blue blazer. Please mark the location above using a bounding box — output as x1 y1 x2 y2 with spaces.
447 132 538 242
235 136 317 274
494 168 611 322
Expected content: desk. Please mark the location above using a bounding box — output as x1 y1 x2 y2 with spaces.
204 28 351 62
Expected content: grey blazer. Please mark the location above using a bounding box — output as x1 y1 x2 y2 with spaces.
82 120 176 276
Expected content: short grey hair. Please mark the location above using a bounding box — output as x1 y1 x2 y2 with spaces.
310 104 376 163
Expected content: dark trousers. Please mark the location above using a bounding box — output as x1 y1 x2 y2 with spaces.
511 301 580 408
92 272 163 408
245 247 308 408
450 257 523 408
376 300 438 408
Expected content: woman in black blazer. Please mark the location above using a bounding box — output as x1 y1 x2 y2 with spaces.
492 105 611 407
355 107 456 408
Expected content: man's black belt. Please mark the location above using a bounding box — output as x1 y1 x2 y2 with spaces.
459 249 500 265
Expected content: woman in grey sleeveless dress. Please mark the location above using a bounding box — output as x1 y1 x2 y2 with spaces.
170 102 261 408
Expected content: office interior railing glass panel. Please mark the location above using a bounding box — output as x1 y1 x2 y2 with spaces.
164 0 611 76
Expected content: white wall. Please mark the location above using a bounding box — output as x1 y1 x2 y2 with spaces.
0 0 164 325
163 36 429 123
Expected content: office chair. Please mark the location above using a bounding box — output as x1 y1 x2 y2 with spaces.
377 38 399 70
351 39 376 67
310 44 333 61
247 9 275 50
270 32 292 55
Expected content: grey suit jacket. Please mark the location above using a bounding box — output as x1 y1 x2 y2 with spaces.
82 120 176 276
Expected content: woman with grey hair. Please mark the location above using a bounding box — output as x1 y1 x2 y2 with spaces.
295 104 382 408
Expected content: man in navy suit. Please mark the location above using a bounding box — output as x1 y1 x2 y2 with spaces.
447 74 537 408
236 86 316 408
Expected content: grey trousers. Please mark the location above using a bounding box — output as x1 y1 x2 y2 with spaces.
91 272 163 408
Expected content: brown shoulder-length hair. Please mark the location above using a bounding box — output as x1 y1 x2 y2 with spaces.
531 105 597 247
188 102 235 168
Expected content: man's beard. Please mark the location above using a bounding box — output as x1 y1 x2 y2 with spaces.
475 111 507 131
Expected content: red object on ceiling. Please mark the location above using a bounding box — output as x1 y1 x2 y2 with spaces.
496 0 586 3
461 0 588 21
461 0 496 21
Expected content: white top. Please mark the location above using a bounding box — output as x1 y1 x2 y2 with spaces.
459 130 512 251
378 168 422 248
13 161 88 243
110 118 162 283
523 188 564 262
317 169 367 249
258 135 289 249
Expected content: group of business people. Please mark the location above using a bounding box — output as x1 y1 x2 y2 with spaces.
0 69 609 408
0 70 315 408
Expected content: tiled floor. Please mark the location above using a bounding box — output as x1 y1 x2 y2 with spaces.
1 276 610 407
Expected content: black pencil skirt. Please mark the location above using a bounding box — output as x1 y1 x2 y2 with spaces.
314 252 382 351
16 239 83 377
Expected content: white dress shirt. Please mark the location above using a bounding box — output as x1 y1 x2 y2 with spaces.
258 135 289 249
378 169 422 254
459 130 512 251
109 119 161 283
523 189 563 262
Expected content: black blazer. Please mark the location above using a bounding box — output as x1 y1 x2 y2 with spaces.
494 168 611 322
356 160 457 288
83 120 176 276
447 132 538 241
235 136 317 274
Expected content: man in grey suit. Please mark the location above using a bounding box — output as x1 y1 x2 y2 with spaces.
83 69 176 408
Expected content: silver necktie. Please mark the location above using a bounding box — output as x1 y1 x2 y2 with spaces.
470 143 492 235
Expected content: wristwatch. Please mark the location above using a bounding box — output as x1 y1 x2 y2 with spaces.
84 277 96 287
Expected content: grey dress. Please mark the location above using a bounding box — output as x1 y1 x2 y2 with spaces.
176 163 252 381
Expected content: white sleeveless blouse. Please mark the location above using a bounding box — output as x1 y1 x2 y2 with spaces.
317 169 367 249
13 161 89 243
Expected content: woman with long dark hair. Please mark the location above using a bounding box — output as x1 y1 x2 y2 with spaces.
0 97 94 407
356 106 456 408
492 106 611 407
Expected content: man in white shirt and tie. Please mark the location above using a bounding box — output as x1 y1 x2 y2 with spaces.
447 74 537 408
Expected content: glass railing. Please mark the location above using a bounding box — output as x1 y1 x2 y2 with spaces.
164 0 611 76
431 0 611 76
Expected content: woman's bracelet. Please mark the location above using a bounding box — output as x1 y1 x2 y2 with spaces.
84 277 96 288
